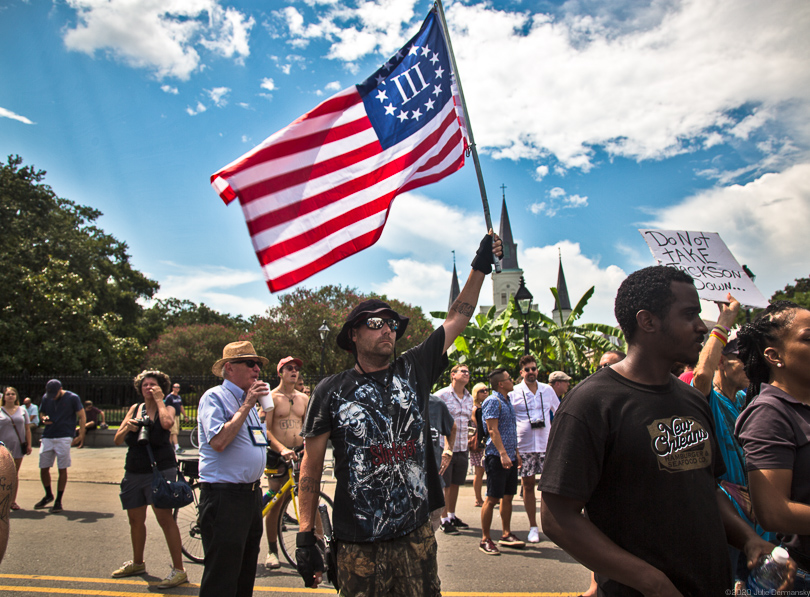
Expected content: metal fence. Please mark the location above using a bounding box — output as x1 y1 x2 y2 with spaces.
1 374 326 427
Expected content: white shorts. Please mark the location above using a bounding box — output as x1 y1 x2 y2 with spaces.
39 437 73 469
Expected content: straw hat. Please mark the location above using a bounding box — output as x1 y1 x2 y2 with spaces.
212 341 269 377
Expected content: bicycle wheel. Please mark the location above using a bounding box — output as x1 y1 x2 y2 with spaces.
173 481 204 563
189 424 199 449
278 489 333 567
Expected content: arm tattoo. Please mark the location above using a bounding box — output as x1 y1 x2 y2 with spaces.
451 301 475 317
299 476 320 495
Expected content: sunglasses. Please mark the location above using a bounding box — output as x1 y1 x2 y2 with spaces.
523 366 538 372
283 365 301 372
232 359 262 370
363 317 399 331
456 370 470 375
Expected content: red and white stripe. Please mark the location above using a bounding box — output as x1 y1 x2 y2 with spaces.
211 85 467 292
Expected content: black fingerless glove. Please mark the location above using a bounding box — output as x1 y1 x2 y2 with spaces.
296 531 324 588
471 233 494 274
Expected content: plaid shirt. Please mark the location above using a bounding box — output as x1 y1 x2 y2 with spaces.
435 385 473 452
482 392 517 460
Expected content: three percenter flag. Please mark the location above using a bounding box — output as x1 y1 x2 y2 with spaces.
211 9 469 293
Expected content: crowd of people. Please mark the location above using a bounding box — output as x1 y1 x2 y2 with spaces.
2 230 809 596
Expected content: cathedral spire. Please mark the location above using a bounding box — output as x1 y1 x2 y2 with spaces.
448 251 460 311
498 185 519 270
552 249 572 325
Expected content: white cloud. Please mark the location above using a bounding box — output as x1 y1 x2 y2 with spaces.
0 107 34 124
377 192 485 262
152 263 268 317
260 77 275 92
645 160 810 302
324 81 341 91
207 86 230 107
62 0 254 80
160 84 178 94
520 241 628 325
286 0 810 176
533 165 549 181
530 187 589 217
186 101 207 116
372 259 453 308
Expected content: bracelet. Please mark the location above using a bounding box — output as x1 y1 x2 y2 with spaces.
715 324 731 333
710 331 728 346
442 449 453 457
711 325 729 338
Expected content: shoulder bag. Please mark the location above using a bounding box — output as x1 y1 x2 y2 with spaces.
141 408 193 509
2 407 27 453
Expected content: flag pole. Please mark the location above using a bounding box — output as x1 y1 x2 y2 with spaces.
434 0 502 273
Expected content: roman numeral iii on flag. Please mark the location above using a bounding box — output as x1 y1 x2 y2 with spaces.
211 8 469 293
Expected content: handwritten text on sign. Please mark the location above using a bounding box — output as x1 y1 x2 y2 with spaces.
638 229 769 308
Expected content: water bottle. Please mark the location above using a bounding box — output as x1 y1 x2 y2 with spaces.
262 488 276 508
746 546 790 595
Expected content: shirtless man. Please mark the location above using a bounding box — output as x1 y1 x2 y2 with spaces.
264 356 309 569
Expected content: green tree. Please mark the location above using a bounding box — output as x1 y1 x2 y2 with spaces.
770 277 810 308
246 285 434 379
137 297 249 347
0 155 158 374
432 286 624 383
143 323 241 375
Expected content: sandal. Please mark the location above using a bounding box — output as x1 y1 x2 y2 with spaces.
10 503 20 510
474 500 483 507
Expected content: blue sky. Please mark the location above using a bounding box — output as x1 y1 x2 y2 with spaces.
2 0 808 326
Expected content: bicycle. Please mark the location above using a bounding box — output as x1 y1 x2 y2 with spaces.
264 447 333 567
188 420 199 449
173 449 333 567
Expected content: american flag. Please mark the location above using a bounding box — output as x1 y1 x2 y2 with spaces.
211 9 468 292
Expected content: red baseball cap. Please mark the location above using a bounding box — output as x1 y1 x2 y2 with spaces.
277 356 303 374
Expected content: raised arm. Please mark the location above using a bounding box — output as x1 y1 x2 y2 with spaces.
442 231 503 352
693 294 739 396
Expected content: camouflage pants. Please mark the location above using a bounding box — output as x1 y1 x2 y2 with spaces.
336 521 441 597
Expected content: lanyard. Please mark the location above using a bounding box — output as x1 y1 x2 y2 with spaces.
522 388 545 423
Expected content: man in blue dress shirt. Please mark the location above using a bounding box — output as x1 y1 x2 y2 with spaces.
197 341 271 597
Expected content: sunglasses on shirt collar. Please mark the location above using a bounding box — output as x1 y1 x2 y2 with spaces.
361 317 399 331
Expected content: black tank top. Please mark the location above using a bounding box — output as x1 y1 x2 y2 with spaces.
124 404 177 474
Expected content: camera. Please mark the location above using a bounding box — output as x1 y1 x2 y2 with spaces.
530 420 545 429
132 416 152 446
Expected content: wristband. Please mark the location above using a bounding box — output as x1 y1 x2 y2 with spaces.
296 531 317 547
710 331 728 346
442 449 453 457
716 324 731 333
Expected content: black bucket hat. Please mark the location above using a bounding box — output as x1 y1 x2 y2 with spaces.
336 299 410 351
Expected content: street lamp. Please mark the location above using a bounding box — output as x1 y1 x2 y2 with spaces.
514 276 533 355
318 320 330 379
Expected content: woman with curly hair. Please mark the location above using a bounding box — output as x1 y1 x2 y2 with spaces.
735 300 810 589
0 387 31 510
111 370 187 589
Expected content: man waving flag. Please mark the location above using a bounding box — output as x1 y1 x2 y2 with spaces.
211 9 468 293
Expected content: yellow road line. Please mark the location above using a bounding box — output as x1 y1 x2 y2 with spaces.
0 574 580 596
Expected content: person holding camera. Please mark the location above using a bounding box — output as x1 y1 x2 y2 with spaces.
509 355 560 545
111 370 187 589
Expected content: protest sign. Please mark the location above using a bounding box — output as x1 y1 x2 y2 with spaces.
639 229 769 308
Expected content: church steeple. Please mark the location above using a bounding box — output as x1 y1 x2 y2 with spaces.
552 249 572 325
498 185 519 270
448 251 460 311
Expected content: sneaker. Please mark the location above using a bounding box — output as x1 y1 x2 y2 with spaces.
34 495 53 509
157 567 188 589
175 447 185 454
112 561 146 578
449 516 469 528
50 502 63 513
498 533 526 548
479 538 500 555
265 551 281 569
527 527 540 543
440 520 459 534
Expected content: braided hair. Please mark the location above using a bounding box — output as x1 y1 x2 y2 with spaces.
737 300 804 404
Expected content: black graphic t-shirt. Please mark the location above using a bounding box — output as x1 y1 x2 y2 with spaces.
539 368 730 596
302 327 448 543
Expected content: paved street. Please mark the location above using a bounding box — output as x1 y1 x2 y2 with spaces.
3 447 591 596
